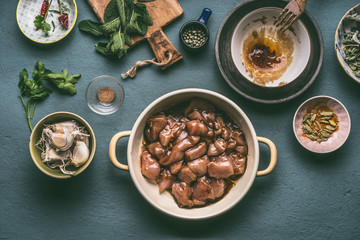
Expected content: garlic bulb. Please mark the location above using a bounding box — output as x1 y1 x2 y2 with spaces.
36 120 91 176
49 120 79 134
44 128 74 151
71 141 90 167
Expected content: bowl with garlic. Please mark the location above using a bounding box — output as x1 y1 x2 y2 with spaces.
29 112 96 178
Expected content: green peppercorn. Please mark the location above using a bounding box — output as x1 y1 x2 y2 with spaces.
182 27 207 48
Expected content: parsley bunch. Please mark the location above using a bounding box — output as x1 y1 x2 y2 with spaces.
18 61 81 131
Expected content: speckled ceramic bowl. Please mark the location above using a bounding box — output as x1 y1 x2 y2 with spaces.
293 96 351 154
335 3 360 84
16 0 77 44
29 112 96 178
109 88 277 220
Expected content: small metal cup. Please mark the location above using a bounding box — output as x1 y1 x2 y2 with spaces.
179 8 212 51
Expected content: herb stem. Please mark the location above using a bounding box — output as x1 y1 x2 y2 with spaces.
20 95 32 131
57 0 63 15
31 102 36 119
49 9 61 14
26 99 33 132
343 44 360 48
19 95 26 111
44 0 54 20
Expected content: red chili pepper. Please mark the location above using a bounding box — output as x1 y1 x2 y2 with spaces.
40 0 50 17
58 14 68 29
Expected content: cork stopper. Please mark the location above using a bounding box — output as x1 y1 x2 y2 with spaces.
97 87 115 103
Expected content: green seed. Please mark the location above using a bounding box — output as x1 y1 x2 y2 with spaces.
322 132 330 138
306 120 312 127
303 114 311 123
306 134 318 141
329 120 337 127
321 117 332 120
304 125 313 133
310 114 316 122
326 125 336 131
319 112 333 117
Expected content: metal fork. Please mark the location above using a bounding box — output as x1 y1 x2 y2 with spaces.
274 0 308 31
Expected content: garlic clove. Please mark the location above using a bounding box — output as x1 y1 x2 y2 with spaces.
50 120 79 134
47 148 72 161
50 133 68 149
47 128 74 152
71 141 90 167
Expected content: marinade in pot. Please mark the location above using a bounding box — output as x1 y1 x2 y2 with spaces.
140 98 248 208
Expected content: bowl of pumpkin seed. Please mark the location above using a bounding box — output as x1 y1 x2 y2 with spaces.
293 96 351 153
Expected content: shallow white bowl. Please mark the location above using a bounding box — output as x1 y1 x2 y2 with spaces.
231 7 311 87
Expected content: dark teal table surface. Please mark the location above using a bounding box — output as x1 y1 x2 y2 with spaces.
1 0 359 239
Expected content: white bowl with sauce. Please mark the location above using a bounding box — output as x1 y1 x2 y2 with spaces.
108 88 277 220
231 7 311 87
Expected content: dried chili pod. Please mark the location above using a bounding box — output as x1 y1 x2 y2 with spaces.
40 0 50 17
35 0 51 31
58 14 69 29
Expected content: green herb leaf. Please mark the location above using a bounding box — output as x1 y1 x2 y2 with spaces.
124 33 132 46
100 17 121 35
18 69 29 92
59 82 78 95
32 60 51 83
42 21 51 34
126 12 147 35
82 0 152 59
29 86 52 100
45 69 81 95
94 42 113 58
342 27 360 78
78 20 104 36
34 15 44 29
116 0 126 29
112 31 127 56
104 0 120 23
134 2 153 26
65 74 81 84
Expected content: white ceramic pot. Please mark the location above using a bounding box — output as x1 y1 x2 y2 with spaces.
109 88 277 220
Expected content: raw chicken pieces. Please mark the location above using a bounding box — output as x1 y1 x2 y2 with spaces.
140 98 248 208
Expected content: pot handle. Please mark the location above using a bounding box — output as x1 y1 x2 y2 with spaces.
109 131 131 171
256 137 277 176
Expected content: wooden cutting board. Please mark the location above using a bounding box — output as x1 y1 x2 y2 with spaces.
87 0 183 69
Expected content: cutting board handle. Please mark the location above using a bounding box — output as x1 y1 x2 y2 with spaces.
147 29 183 69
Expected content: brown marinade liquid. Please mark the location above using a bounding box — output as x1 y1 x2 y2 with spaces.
249 44 281 69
